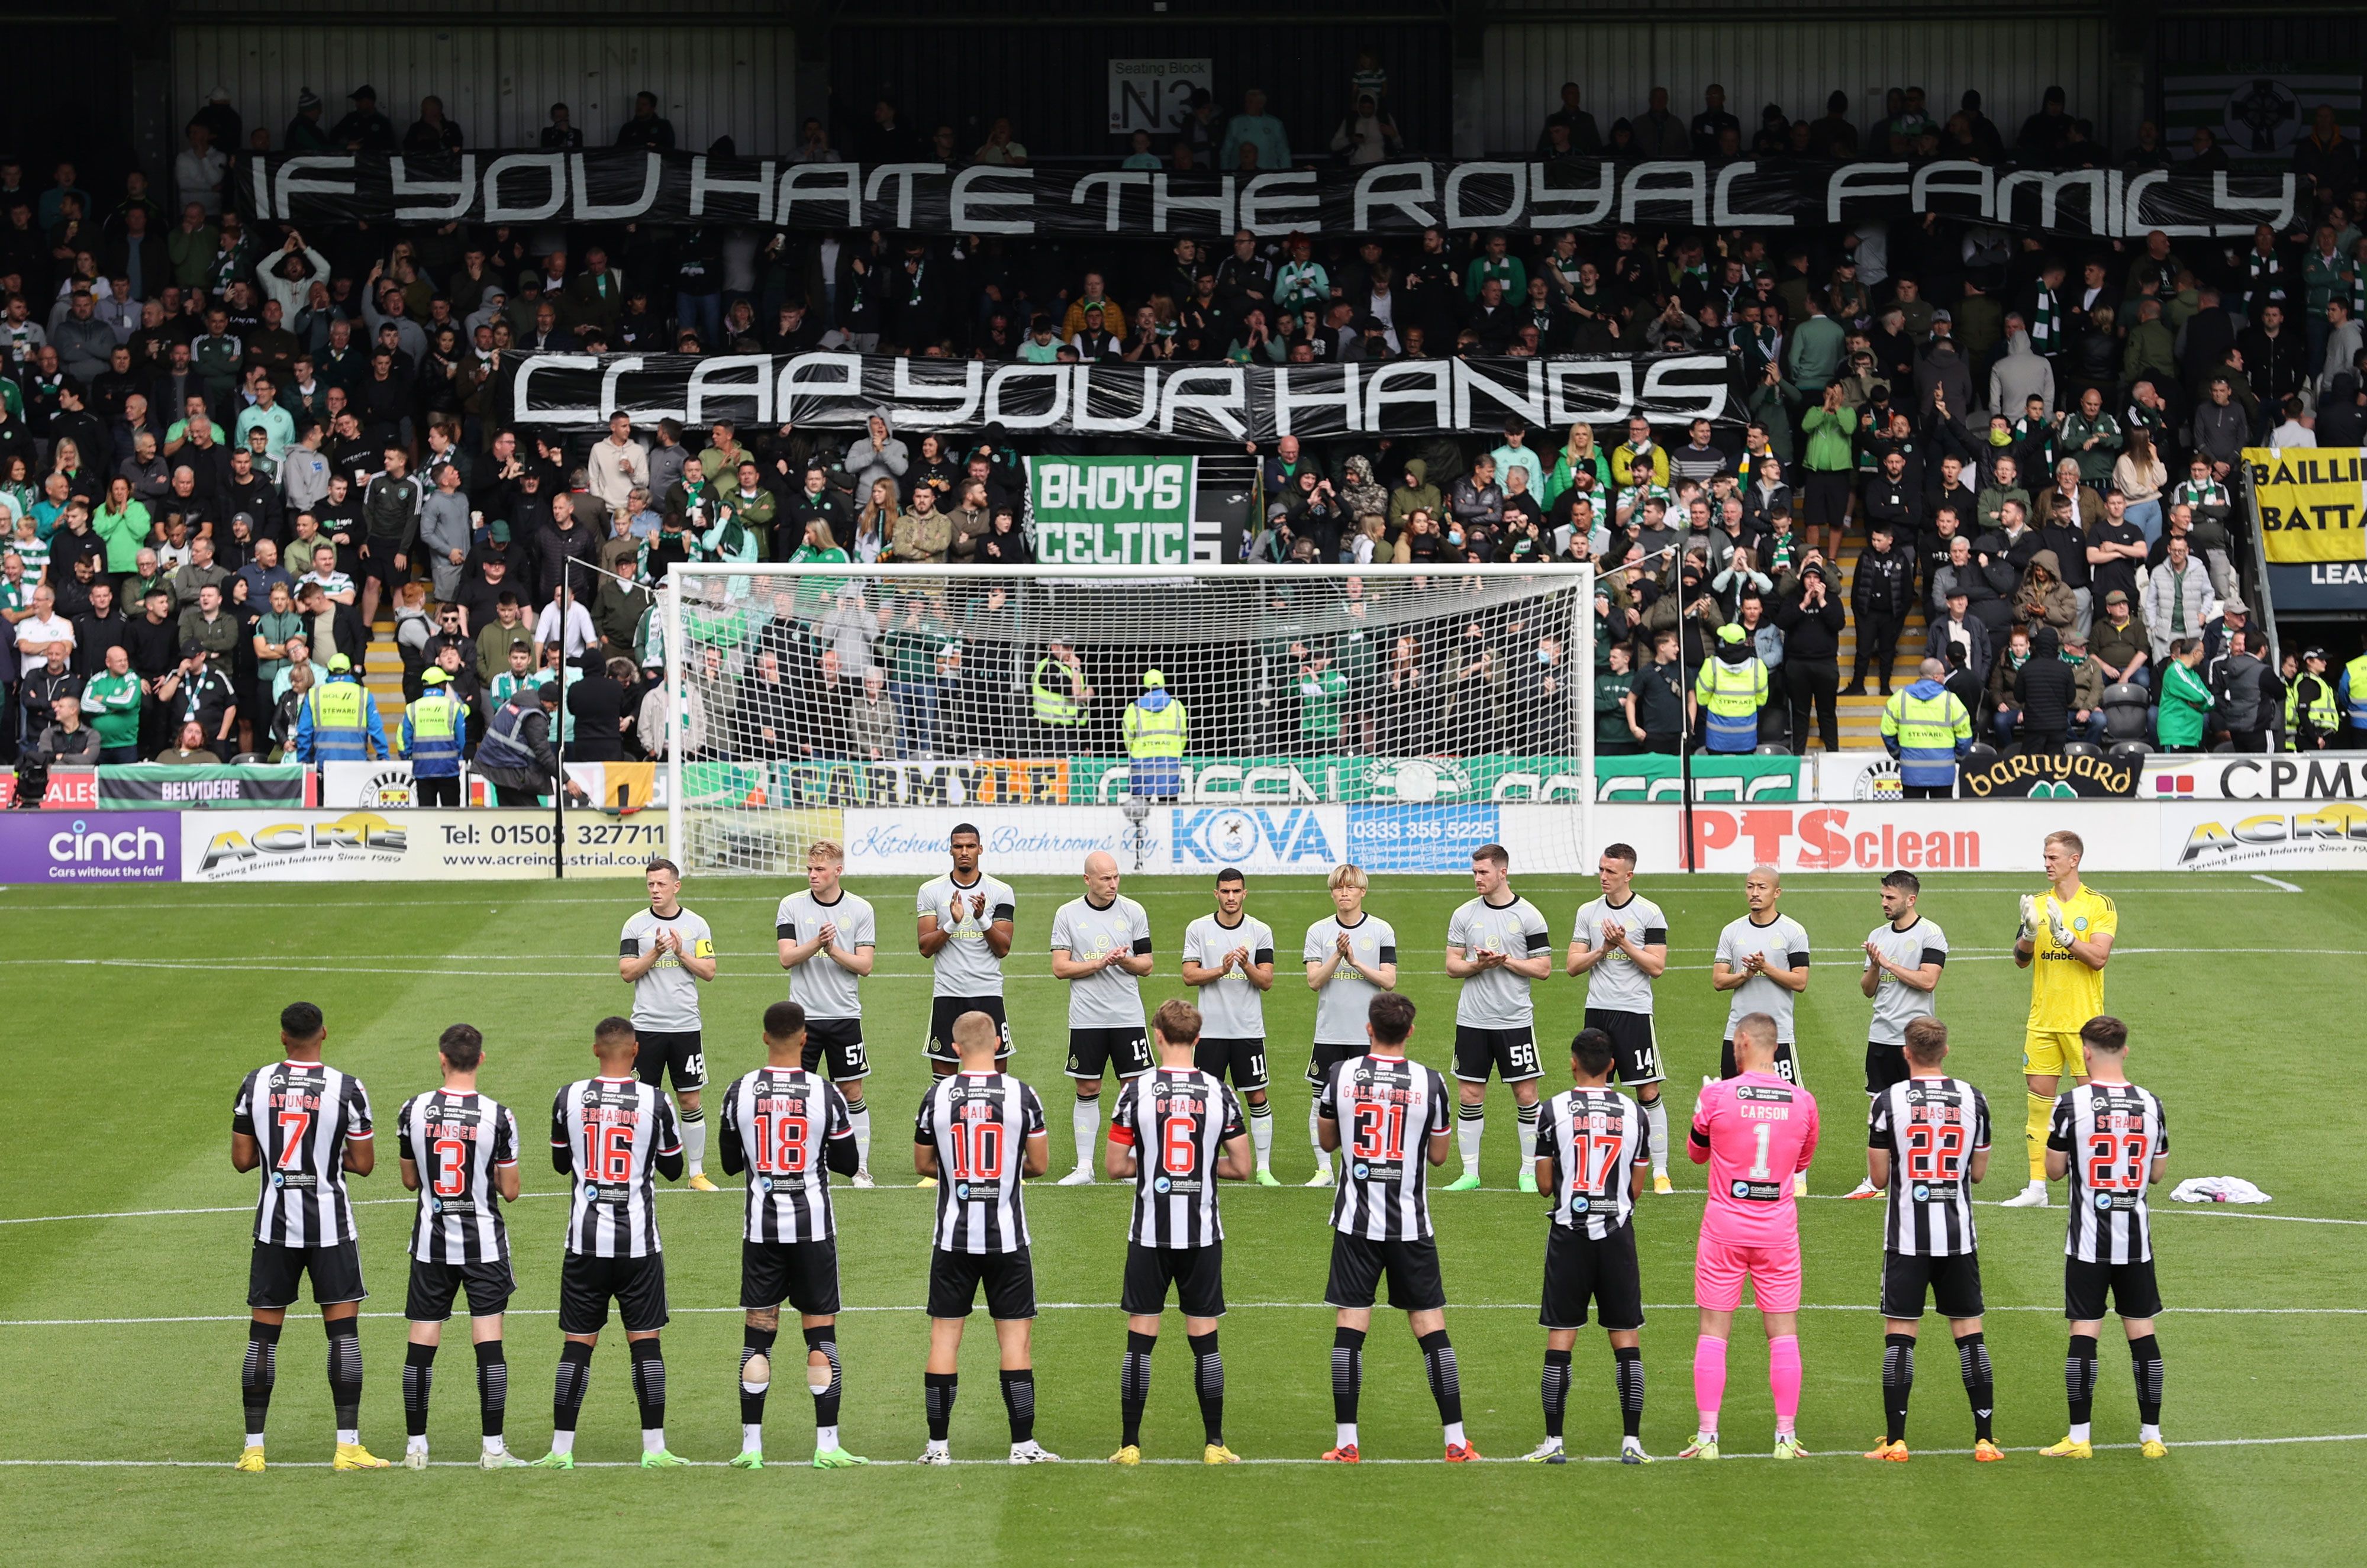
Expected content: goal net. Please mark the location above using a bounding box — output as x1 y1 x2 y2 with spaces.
662 563 1596 879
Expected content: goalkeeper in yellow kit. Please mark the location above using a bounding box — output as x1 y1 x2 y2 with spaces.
2001 830 2116 1208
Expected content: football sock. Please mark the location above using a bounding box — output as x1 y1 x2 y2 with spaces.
552 1340 594 1443
1881 1333 1915 1444
1540 1348 1572 1440
999 1369 1037 1443
1120 1330 1156 1447
2129 1334 2164 1428
1309 1102 1331 1171
1419 1329 1463 1431
1956 1332 1995 1441
2025 1092 2053 1183
1456 1102 1485 1174
924 1371 957 1441
240 1319 280 1444
1249 1099 1273 1168
1614 1344 1645 1439
1769 1334 1802 1437
681 1104 707 1176
1072 1092 1101 1172
2065 1333 2100 1437
1331 1326 1366 1437
805 1325 843 1430
325 1317 364 1438
629 1338 667 1450
1189 1330 1224 1444
740 1324 777 1430
1515 1100 1540 1168
404 1341 437 1439
845 1095 871 1170
475 1339 507 1442
1692 1335 1728 1433
1642 1096 1669 1175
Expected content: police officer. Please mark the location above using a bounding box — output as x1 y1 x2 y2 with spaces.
2285 648 2339 752
294 653 388 765
1121 667 1188 800
2336 647 2367 747
1031 634 1092 751
400 665 469 806
1692 623 1769 754
1880 656 1975 798
471 680 560 806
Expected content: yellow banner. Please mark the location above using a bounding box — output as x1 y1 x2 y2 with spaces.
2249 448 2367 564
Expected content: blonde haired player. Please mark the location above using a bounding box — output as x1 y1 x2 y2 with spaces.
2001 831 2116 1208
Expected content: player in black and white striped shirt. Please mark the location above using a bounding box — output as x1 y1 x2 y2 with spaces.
230 1001 383 1472
912 1010 1055 1464
717 1001 866 1472
2042 1015 2172 1460
1526 1028 1652 1466
1863 1018 2000 1464
1314 994 1469 1464
394 1024 526 1470
1104 999 1252 1466
534 1017 686 1469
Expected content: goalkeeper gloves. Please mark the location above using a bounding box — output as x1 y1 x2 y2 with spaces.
2044 898 2075 949
2016 895 2039 946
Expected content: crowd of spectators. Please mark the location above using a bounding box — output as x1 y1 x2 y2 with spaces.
3 67 2363 792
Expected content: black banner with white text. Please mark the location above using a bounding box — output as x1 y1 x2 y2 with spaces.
241 149 2298 241
507 350 1734 437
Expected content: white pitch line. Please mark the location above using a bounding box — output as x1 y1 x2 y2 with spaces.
3 1433 2364 1468
2252 873 2304 892
5 1300 2362 1330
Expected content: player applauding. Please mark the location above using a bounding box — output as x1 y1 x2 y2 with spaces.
2004 831 2117 1208
1443 844 1555 1192
1682 1014 1820 1461
1301 864 1398 1186
917 824 1017 1078
777 839 879 1185
1181 868 1281 1184
1567 843 1672 1194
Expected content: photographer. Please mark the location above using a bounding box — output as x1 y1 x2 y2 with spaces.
1775 556 1845 752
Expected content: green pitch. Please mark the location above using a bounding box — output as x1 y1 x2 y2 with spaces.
4 869 2363 1564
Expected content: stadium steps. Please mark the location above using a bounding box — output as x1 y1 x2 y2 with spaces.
365 621 407 725
1823 546 1926 746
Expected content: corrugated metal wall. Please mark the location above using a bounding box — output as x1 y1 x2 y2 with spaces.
171 23 797 153
827 22 1455 157
1479 17 2111 154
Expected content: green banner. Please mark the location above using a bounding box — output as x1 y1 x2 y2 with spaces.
96 764 312 809
1027 455 1200 565
1070 754 1804 804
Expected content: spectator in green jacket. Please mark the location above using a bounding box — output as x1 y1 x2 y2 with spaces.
1798 385 1856 559
2059 387 2122 489
84 643 144 762
167 203 219 291
2153 638 2212 750
92 478 151 574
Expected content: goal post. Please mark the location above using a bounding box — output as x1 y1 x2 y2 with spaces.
663 562 1595 879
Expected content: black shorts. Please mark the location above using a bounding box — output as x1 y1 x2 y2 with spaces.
1453 1024 1543 1085
558 1251 669 1335
926 995 1011 1064
1194 1037 1268 1093
1720 1038 1801 1084
1865 1040 1910 1096
802 1018 870 1083
1539 1221 1645 1331
2065 1255 2163 1322
1880 1248 1985 1321
1120 1240 1226 1318
1306 1041 1362 1090
1066 1025 1152 1082
927 1245 1036 1320
633 1028 706 1093
1325 1232 1447 1312
247 1238 367 1310
740 1237 843 1316
1585 1009 1665 1088
405 1256 517 1322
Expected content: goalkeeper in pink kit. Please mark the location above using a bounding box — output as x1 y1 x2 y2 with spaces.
1682 1014 1820 1460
